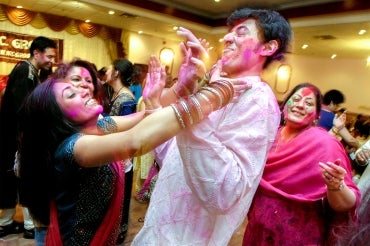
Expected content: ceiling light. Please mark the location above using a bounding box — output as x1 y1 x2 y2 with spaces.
16 5 23 8
359 29 366 35
331 54 337 59
173 26 178 31
301 44 308 49
85 19 91 23
214 0 221 2
218 38 224 42
159 47 175 65
138 31 143 34
108 10 115 15
275 64 292 94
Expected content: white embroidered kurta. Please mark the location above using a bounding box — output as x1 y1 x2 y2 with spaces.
132 77 280 246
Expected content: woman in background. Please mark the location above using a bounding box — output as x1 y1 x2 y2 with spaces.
104 58 137 244
243 83 360 245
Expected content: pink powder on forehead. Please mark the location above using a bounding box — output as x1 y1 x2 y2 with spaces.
301 88 313 96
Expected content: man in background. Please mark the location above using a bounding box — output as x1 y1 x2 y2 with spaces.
318 89 359 150
0 36 56 239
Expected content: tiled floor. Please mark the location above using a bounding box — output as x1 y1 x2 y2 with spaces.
0 193 247 246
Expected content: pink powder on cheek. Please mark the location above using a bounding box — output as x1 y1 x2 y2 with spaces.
283 104 289 119
64 108 79 118
242 49 253 61
97 105 103 114
301 108 317 124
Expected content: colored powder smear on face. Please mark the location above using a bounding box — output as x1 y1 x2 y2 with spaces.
301 87 313 96
66 108 79 118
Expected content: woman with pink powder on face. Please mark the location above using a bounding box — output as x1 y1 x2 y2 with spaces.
243 83 360 246
18 48 244 245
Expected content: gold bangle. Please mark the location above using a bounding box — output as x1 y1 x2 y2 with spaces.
170 104 186 128
179 98 193 125
189 95 204 121
202 86 223 109
211 79 234 101
327 181 344 191
196 91 213 112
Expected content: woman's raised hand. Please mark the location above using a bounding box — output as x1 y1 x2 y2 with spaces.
177 27 210 62
142 55 166 109
333 111 346 130
175 42 206 97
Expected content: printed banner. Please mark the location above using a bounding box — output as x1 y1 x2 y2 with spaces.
0 30 63 63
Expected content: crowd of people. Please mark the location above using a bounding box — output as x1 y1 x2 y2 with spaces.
0 6 369 246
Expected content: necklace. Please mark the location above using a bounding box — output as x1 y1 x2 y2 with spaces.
274 127 297 152
111 86 124 102
274 126 310 152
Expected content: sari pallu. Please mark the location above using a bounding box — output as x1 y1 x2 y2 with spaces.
244 127 360 245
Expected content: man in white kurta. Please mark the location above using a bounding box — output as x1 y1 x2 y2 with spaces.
132 77 280 245
133 7 292 245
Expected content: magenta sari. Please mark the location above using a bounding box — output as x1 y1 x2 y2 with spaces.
243 127 360 245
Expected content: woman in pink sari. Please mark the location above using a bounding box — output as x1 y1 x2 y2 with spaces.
243 83 360 245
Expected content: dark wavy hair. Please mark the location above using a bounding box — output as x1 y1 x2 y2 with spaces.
53 58 100 98
53 58 109 112
19 77 78 225
227 8 292 68
113 58 134 87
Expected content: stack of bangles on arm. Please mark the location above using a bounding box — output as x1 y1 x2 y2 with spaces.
170 79 234 128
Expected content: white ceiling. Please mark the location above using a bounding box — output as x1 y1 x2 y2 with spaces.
0 0 369 60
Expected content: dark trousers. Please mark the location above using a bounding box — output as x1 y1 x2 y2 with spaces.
120 168 133 235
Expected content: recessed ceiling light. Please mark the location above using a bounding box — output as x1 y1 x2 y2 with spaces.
359 29 366 35
85 19 91 23
108 10 115 15
16 5 23 8
214 0 221 2
138 30 143 34
331 54 337 59
218 38 224 42
301 44 308 49
173 26 178 31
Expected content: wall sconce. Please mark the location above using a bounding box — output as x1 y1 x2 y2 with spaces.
159 47 174 74
274 64 292 94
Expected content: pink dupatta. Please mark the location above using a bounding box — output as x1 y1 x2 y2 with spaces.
45 162 124 245
259 127 359 202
